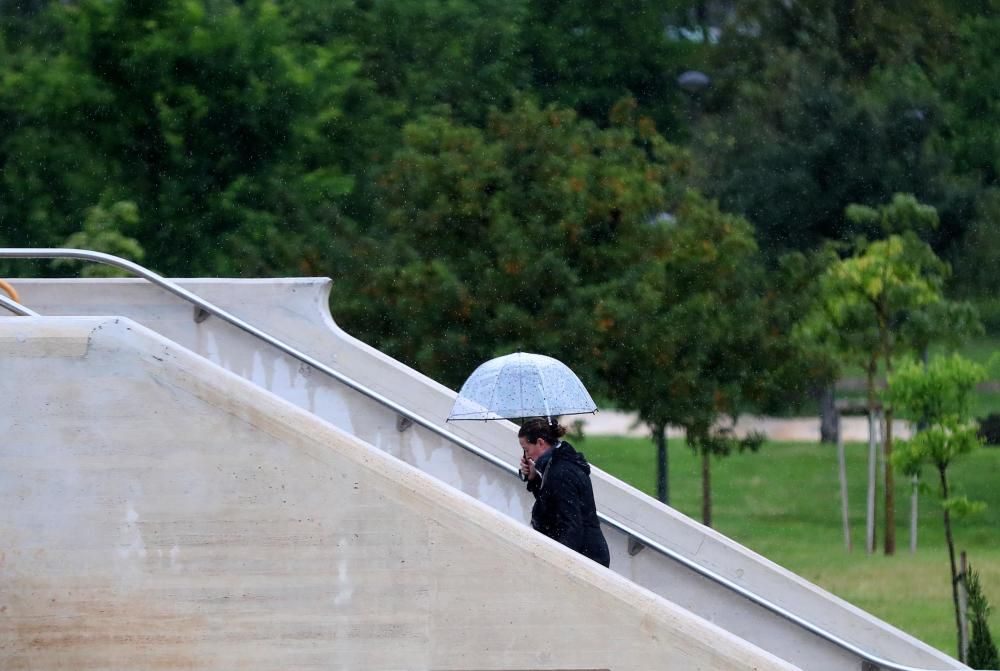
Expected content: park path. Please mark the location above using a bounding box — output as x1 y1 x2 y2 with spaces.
577 410 912 442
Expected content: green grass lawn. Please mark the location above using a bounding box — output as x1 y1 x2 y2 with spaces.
575 433 1000 657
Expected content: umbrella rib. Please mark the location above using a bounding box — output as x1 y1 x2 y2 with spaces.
517 353 525 419
540 368 550 419
486 356 509 420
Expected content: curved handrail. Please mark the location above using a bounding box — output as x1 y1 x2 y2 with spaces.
0 278 21 303
0 248 976 671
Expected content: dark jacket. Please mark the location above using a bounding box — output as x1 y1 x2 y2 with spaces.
526 440 610 567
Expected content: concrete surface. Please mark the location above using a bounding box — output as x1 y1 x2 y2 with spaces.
578 410 913 442
0 316 802 671
5 277 963 671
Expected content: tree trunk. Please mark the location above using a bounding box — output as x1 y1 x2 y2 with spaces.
883 406 896 555
940 465 965 663
818 384 838 444
866 409 878 554
837 411 852 552
912 346 928 554
654 423 669 505
865 359 878 554
882 324 896 556
701 447 712 528
959 552 970 661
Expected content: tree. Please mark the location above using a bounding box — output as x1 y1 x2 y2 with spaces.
307 0 528 126
803 194 980 555
696 68 960 260
348 96 687 389
889 353 988 662
950 188 1000 300
714 0 962 83
695 1 977 264
0 0 365 278
591 190 768 521
520 0 706 131
934 12 1000 189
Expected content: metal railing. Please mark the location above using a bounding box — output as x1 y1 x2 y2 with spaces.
0 248 978 671
0 292 38 316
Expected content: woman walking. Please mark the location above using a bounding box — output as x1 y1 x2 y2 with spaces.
519 417 610 567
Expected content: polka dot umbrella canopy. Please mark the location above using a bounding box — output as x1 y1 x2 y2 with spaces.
447 352 598 421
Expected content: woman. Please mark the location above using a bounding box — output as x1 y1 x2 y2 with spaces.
519 417 610 567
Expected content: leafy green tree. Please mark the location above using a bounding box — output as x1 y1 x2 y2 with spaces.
717 0 962 82
520 0 706 131
697 1 975 262
0 0 365 278
889 353 988 661
697 73 918 255
348 96 687 389
307 0 528 125
795 242 884 423
934 12 1000 188
950 188 1000 301
278 0 537 234
803 194 980 554
591 190 769 520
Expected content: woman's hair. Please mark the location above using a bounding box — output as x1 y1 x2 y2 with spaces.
518 417 567 445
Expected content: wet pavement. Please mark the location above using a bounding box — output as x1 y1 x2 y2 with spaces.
576 410 913 442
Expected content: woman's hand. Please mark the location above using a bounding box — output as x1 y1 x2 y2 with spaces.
520 454 537 481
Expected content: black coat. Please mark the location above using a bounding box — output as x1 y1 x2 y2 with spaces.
527 441 610 567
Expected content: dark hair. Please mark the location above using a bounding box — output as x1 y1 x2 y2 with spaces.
518 417 566 445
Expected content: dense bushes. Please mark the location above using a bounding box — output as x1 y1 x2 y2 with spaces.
977 413 1000 446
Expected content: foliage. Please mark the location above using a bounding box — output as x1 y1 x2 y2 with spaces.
934 12 1000 188
967 563 1000 669
754 249 842 415
890 354 988 429
978 414 1000 447
53 201 144 278
802 205 982 555
520 0 705 131
845 193 939 237
342 96 687 389
893 422 983 481
0 0 364 277
593 190 766 433
800 224 971 383
715 0 960 81
889 353 988 661
0 0 998 426
949 189 1000 301
696 0 978 263
301 0 529 126
589 189 778 522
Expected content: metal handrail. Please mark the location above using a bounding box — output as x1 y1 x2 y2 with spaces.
0 293 38 316
0 248 975 671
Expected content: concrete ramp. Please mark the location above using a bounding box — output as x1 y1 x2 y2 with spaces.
0 317 800 670
7 277 967 671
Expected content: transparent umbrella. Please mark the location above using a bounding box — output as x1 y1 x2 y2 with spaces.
447 352 598 421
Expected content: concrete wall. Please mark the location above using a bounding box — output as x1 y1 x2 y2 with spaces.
7 277 968 671
0 316 800 671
